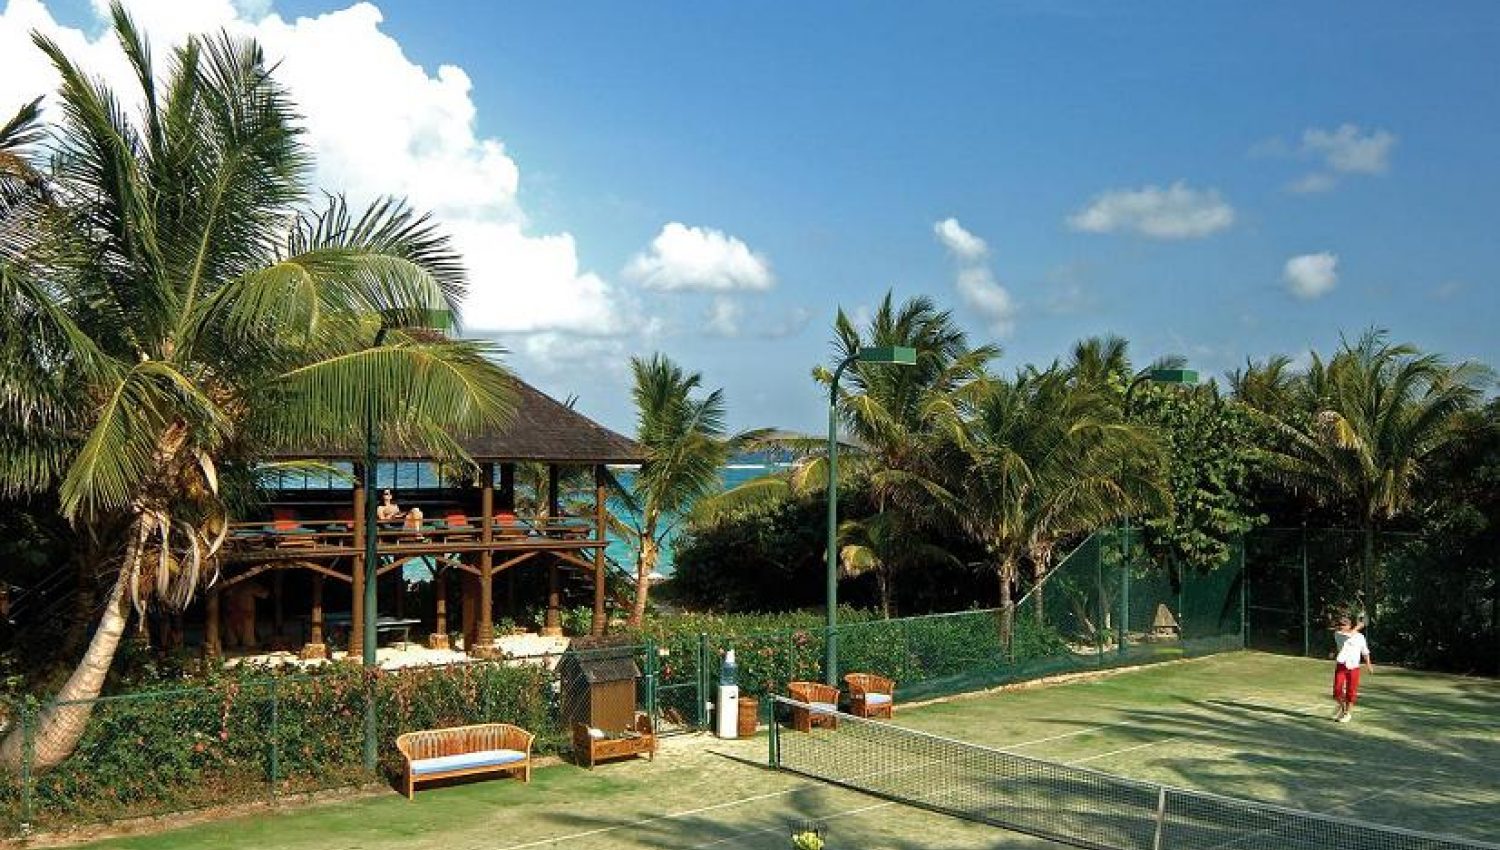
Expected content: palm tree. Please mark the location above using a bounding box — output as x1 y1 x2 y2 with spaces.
837 513 958 618
621 354 762 625
817 293 996 614
944 367 1167 644
1237 331 1487 623
0 6 514 770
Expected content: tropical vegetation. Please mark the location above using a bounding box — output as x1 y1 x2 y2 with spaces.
0 6 514 768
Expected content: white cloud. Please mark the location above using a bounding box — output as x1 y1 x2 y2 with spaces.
955 266 1016 335
933 217 988 261
1285 173 1337 195
1067 182 1234 239
1283 252 1339 300
0 0 623 335
624 222 774 292
1302 124 1396 175
704 297 742 337
932 218 1015 334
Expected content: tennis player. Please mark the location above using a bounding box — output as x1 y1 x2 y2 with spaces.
1331 616 1373 722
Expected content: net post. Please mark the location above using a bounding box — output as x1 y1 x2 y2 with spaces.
768 699 780 768
1151 786 1167 850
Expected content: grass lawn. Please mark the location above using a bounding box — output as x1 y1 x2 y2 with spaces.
69 652 1500 850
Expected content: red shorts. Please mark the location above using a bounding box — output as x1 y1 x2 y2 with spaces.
1332 665 1361 703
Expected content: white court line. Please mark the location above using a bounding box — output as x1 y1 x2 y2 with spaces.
687 803 894 845
1066 737 1177 765
1001 722 1119 749
1204 776 1434 850
493 787 813 850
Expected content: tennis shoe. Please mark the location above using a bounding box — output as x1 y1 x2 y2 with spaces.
1331 705 1345 720
1337 710 1352 723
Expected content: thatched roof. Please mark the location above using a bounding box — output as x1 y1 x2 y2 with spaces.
282 376 642 464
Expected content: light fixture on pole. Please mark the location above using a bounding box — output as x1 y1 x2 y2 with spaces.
363 307 451 771
825 345 917 686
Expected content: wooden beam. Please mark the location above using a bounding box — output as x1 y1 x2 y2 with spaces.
592 463 607 636
479 461 495 652
545 464 562 635
205 590 222 658
552 550 598 573
350 468 367 655
495 550 538 573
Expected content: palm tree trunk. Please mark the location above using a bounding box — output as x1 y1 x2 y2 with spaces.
629 517 658 626
997 557 1015 652
0 567 132 771
876 569 892 619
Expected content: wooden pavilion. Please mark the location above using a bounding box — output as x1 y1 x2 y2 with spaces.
203 377 642 662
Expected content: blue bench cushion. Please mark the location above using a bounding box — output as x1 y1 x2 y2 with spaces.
411 748 526 776
810 701 838 714
865 693 892 706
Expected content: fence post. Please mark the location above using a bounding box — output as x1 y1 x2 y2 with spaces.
1151 786 1168 850
1095 538 1106 665
642 638 658 724
768 699 780 767
1301 524 1311 657
1238 536 1248 649
268 678 280 804
363 672 378 775
1119 519 1131 658
19 696 36 833
696 632 709 729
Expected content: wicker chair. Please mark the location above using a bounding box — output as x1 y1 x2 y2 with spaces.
845 673 895 719
395 722 533 799
786 681 840 732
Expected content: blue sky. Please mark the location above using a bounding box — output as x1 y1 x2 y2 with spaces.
6 1 1499 434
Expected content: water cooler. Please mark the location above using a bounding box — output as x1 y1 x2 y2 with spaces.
715 649 739 738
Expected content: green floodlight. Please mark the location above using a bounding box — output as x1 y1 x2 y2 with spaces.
1148 368 1198 385
824 344 918 685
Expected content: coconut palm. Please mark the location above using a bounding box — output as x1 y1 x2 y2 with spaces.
0 6 514 770
1237 331 1487 622
944 367 1167 644
837 513 958 618
620 354 765 624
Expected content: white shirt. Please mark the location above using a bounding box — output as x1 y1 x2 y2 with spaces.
1335 631 1368 669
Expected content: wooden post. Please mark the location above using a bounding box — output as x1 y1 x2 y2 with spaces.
500 463 516 510
351 467 367 655
205 590 222 658
427 566 450 650
592 463 607 636
477 462 495 655
301 574 328 660
273 570 285 645
461 572 479 650
543 464 563 636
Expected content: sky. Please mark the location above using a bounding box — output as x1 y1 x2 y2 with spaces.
3 1 1498 435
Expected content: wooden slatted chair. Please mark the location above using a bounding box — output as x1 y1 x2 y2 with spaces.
786 681 840 732
844 673 895 719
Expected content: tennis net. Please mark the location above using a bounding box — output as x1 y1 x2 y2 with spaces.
768 697 1498 850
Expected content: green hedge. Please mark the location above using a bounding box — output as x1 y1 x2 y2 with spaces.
0 660 554 834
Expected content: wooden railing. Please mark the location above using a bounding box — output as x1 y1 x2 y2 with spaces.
223 512 601 556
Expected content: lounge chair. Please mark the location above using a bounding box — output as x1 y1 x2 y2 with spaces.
845 673 895 719
787 681 840 732
443 511 478 542
269 508 315 548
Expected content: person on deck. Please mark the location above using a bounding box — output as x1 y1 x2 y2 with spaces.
377 489 404 523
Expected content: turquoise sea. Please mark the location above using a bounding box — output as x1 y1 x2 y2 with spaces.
605 462 783 576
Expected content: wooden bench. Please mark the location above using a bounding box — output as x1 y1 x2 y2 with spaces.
395 723 534 799
572 713 657 769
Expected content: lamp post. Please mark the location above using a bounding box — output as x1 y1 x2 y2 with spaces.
825 345 917 686
362 308 450 772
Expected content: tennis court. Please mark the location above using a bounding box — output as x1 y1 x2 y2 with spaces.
75 652 1499 850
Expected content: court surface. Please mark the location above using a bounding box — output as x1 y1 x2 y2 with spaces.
76 652 1500 849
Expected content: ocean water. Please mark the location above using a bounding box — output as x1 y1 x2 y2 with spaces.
606 463 782 576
